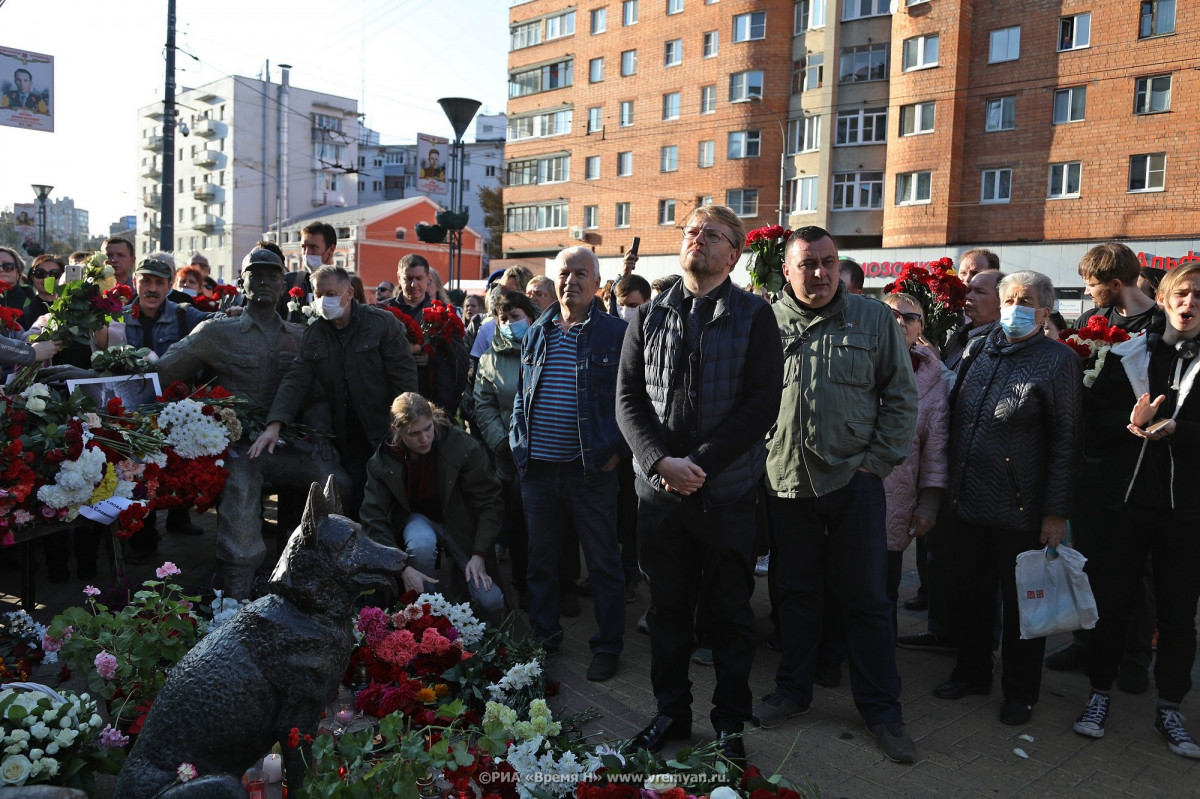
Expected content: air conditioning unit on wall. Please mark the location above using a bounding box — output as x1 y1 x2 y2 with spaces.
570 226 585 240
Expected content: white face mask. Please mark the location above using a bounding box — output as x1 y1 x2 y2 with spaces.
318 294 345 321
305 254 324 270
618 305 638 322
180 287 198 297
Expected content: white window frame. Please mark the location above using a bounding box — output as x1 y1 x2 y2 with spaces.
698 140 715 168
899 101 935 136
664 39 683 67
615 202 631 227
797 53 824 92
544 11 575 40
584 205 599 229
623 0 639 26
667 0 684 13
1139 0 1175 39
1052 86 1086 124
662 92 681 120
727 130 761 159
585 155 601 180
989 27 1021 64
700 85 717 114
589 57 605 83
658 199 677 225
587 106 603 133
729 70 764 101
732 12 766 42
985 96 1016 132
619 100 634 127
842 0 889 21
660 145 679 172
789 175 819 214
621 49 638 76
1059 13 1090 51
1134 75 1172 114
1048 162 1081 199
591 8 607 34
617 151 633 176
839 44 888 83
703 31 718 58
981 168 1012 204
1129 153 1166 192
787 115 821 154
795 0 826 32
726 189 759 217
835 107 887 146
902 34 939 71
896 171 932 206
832 171 884 210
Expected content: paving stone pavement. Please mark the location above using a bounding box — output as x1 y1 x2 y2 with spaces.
4 508 1198 797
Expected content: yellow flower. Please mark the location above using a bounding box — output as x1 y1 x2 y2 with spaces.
98 277 117 293
87 463 118 505
416 687 437 703
433 683 449 697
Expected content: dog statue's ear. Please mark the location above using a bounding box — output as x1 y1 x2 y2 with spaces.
300 481 328 548
323 475 343 517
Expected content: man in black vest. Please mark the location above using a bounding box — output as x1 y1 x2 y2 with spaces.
616 204 783 768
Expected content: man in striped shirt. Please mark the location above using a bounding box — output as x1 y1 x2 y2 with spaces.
511 247 630 682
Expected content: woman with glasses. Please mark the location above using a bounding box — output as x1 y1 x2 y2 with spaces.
0 245 39 330
24 253 64 321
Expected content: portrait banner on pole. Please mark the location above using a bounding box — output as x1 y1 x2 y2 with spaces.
416 133 448 196
0 45 54 133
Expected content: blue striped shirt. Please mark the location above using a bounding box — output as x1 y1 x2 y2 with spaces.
528 319 583 461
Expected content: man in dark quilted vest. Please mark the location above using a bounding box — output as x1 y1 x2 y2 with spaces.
616 204 783 769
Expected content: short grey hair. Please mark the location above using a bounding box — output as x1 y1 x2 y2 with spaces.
555 246 601 280
526 275 557 298
147 250 177 272
999 270 1055 310
311 264 352 288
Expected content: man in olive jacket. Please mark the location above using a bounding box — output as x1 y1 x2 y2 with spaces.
756 226 919 765
250 265 418 519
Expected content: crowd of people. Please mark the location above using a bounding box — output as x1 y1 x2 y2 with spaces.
2 207 1198 769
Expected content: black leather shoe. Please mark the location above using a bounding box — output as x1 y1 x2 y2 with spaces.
999 699 1033 726
627 713 691 753
716 730 746 773
933 679 991 700
587 652 619 682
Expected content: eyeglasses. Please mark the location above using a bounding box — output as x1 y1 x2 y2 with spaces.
891 309 924 325
0 262 18 273
682 227 736 248
31 268 63 280
375 286 393 293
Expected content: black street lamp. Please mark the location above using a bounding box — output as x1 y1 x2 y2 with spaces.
32 184 53 251
437 97 481 290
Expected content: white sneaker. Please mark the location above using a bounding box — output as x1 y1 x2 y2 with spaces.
1073 691 1109 739
754 554 769 577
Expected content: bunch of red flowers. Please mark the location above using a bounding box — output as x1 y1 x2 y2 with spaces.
382 305 425 347
153 452 226 513
114 503 151 540
883 257 967 347
420 300 465 355
91 283 134 316
0 305 23 332
745 225 793 293
1059 314 1131 358
193 285 238 312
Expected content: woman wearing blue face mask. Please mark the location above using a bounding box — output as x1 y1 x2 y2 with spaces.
935 270 1082 728
474 291 541 608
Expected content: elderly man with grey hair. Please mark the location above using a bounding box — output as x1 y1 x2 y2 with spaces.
526 275 557 311
934 269 1082 727
511 246 629 682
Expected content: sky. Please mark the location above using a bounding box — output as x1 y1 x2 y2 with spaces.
0 0 510 234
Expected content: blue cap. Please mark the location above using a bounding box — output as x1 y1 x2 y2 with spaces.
487 268 507 287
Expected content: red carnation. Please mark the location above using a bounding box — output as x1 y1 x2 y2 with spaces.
288 727 300 748
288 287 306 299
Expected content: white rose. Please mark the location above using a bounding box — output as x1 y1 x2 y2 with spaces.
9 731 28 744
43 758 59 777
28 723 48 740
1 754 31 785
28 748 42 761
710 788 739 799
45 742 59 756
41 709 57 722
88 714 102 728
4 745 24 756
58 717 71 729
644 775 677 792
24 397 46 414
54 729 78 747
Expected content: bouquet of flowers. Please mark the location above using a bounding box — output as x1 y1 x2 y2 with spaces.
382 305 425 348
883 258 967 347
419 300 466 355
745 225 792 293
0 285 24 332
1059 315 1135 387
193 284 240 313
1 611 48 684
287 286 319 325
90 345 156 376
0 684 126 792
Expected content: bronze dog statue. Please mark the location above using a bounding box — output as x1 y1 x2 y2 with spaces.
115 477 406 798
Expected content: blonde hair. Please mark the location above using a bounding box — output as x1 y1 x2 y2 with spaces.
1158 261 1200 301
884 292 923 319
386 392 450 446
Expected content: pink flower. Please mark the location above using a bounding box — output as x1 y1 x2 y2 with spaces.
417 628 452 655
376 629 419 666
357 606 389 646
12 509 32 524
97 724 129 749
40 505 57 518
156 561 181 579
177 762 198 783
83 585 101 597
94 650 118 680
41 626 73 653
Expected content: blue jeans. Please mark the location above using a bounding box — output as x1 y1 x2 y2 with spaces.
767 472 903 725
520 459 624 654
403 514 504 615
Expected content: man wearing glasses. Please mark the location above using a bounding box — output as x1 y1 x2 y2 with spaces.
373 281 395 304
616 205 782 768
756 225 919 764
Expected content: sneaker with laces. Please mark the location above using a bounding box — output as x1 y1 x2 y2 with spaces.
754 554 770 577
1156 706 1200 759
867 721 918 764
751 692 809 729
896 631 957 652
1073 691 1110 739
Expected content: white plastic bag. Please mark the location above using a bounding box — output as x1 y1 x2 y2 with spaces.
1014 545 1099 640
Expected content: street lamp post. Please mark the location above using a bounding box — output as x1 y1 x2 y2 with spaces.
437 97 481 290
31 184 53 252
748 94 787 227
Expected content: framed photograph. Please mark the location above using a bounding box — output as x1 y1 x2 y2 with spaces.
66 373 162 411
0 45 54 133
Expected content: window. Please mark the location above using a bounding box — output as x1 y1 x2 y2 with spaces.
507 109 573 140
726 189 759 216
506 155 570 185
698 140 715 167
589 57 605 83
900 102 935 135
506 203 569 232
621 49 638 75
509 60 573 97
989 27 1020 63
832 172 884 210
733 12 766 42
902 34 939 71
843 0 888 20
835 107 887 145
794 53 824 92
727 130 761 159
617 151 633 176
586 156 601 180
623 0 638 25
667 0 683 13
591 8 607 33
664 39 682 66
545 11 575 40
584 205 599 228
789 176 819 214
795 0 826 31
985 96 1016 131
662 92 681 120
787 115 821 153
1053 87 1086 124
620 100 634 127
1130 153 1166 191
703 31 718 57
659 199 677 225
1049 162 1081 198
1139 0 1175 38
510 20 543 51
660 145 678 172
616 202 631 227
896 171 932 205
981 168 1012 204
700 85 716 113
1134 75 1171 113
587 106 603 133
1059 13 1090 51
839 44 888 83
730 70 764 101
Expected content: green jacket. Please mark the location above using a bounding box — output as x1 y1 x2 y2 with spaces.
359 425 502 557
472 330 521 480
766 283 918 499
267 302 418 449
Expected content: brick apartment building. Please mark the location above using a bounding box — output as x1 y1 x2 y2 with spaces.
505 0 1200 285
